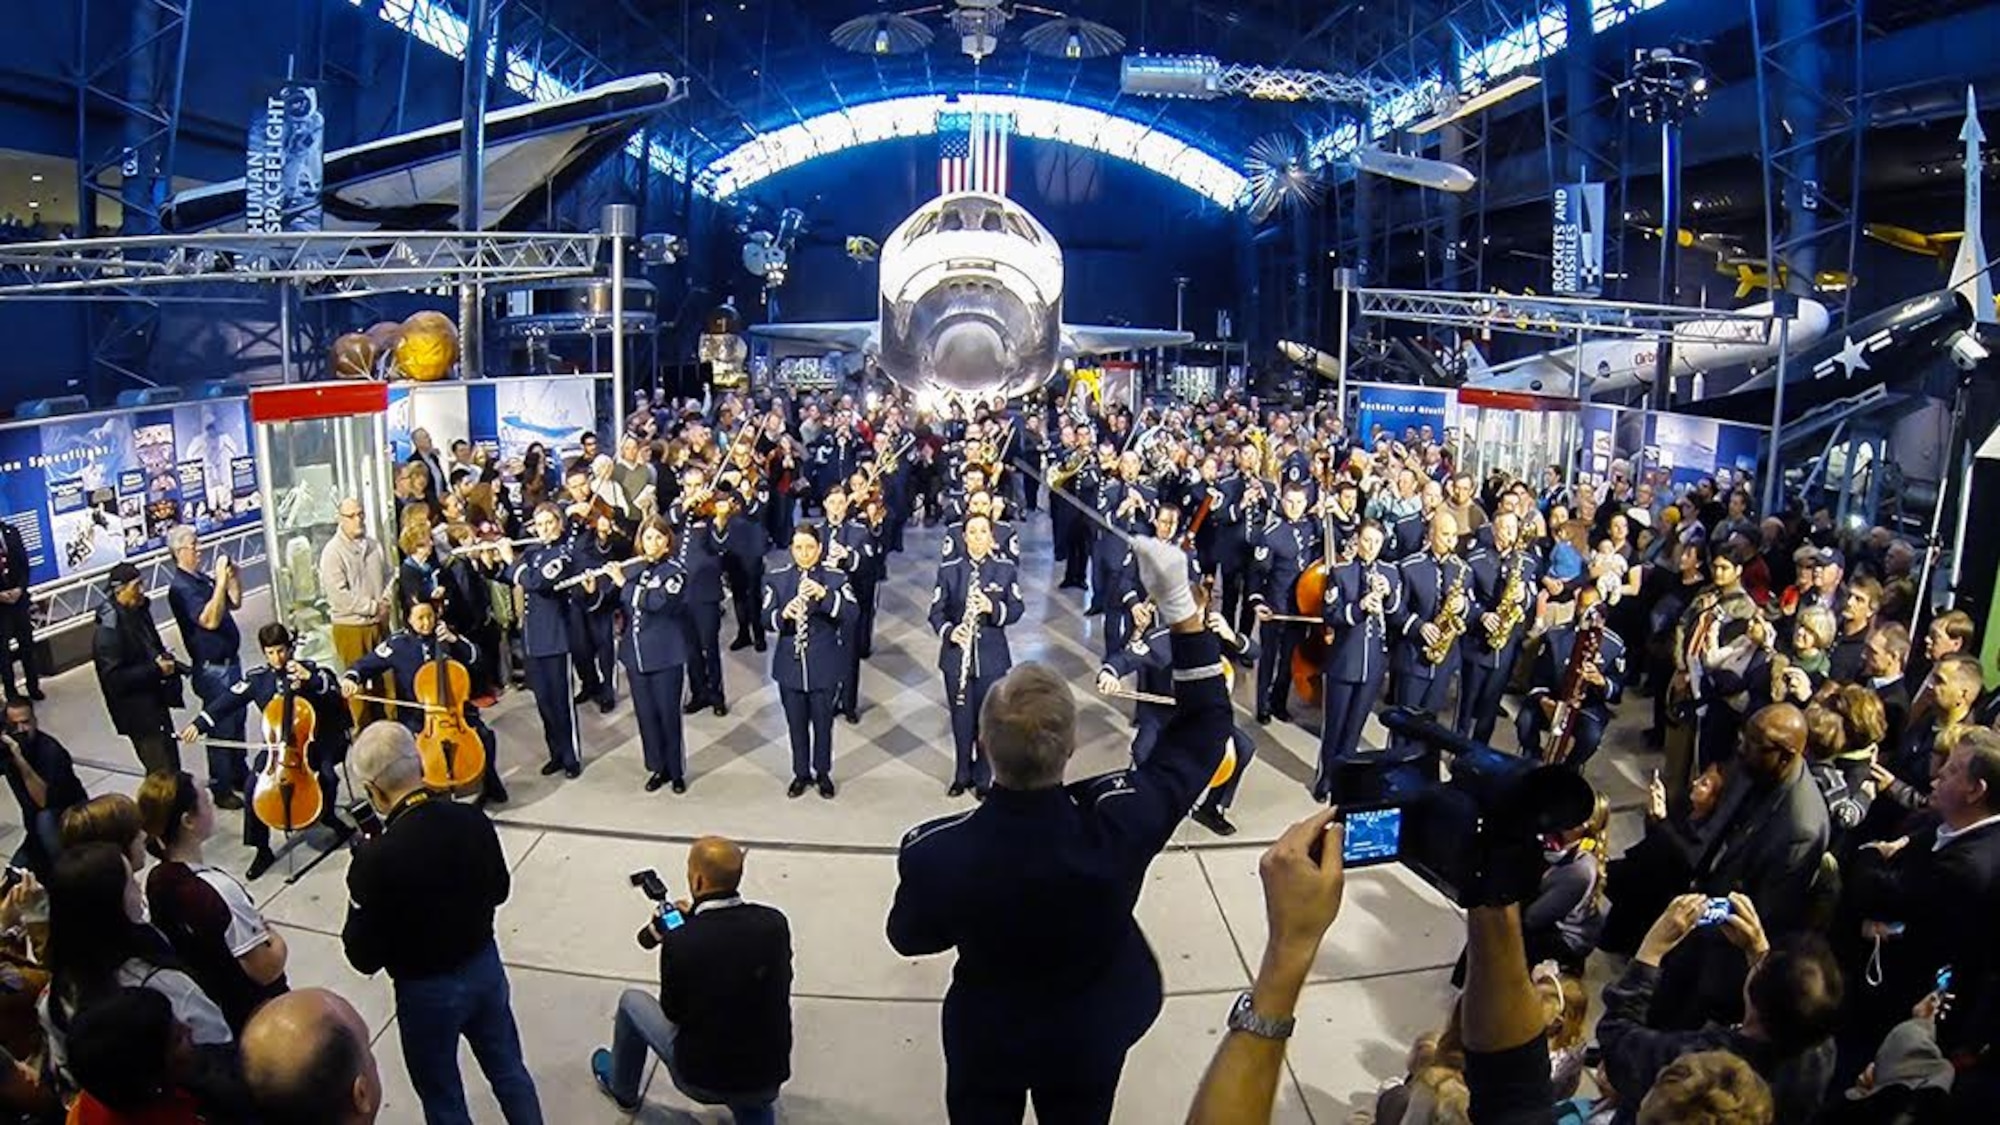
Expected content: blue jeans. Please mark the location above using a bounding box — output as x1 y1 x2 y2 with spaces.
189 661 247 794
394 941 543 1125
609 988 777 1124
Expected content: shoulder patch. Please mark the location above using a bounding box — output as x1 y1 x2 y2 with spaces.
373 642 396 658
900 809 977 851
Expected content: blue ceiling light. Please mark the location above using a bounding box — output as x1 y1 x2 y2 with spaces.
699 93 1249 206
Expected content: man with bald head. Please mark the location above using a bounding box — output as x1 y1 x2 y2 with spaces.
591 834 792 1119
1649 703 1832 1029
242 988 382 1124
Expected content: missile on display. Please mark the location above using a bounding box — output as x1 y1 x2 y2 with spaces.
1352 148 1477 194
750 192 1194 398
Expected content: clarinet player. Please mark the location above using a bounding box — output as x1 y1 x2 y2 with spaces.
930 514 1025 799
764 525 853 799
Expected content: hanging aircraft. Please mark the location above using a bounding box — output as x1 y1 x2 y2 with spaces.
1863 223 1967 260
1723 261 1854 299
1457 297 1833 398
165 75 682 232
1693 87 1996 422
749 192 1194 398
1352 148 1478 193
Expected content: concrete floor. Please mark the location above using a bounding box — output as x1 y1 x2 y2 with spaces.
18 515 1657 1123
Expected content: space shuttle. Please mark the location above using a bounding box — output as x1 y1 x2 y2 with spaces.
1459 297 1832 398
749 192 1194 398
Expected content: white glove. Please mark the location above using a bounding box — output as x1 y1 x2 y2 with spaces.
1131 538 1197 626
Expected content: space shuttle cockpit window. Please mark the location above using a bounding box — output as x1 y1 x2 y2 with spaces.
941 210 965 232
1005 215 1040 245
980 210 1003 232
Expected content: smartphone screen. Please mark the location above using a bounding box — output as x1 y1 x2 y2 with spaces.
657 901 686 931
1937 965 1954 993
1341 806 1402 867
1697 898 1733 927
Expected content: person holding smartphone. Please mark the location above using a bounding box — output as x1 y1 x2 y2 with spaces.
590 836 793 1121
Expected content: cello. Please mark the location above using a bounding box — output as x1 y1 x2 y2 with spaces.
252 673 323 833
413 603 486 793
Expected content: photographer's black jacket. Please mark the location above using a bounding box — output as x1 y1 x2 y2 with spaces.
342 795 510 980
657 893 794 1094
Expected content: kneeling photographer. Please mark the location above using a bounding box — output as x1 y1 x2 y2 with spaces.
591 836 793 1123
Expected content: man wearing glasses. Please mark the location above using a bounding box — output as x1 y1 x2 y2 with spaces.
319 497 393 727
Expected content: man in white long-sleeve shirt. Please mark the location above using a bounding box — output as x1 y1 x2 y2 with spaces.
318 497 393 726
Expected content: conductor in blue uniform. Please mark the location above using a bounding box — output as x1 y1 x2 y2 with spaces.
612 515 691 793
888 538 1231 1125
929 514 1025 798
1314 520 1403 801
505 504 583 779
764 525 853 799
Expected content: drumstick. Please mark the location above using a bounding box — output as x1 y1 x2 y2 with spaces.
1258 613 1324 624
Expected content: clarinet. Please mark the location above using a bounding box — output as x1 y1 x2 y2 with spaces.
795 565 814 670
956 559 982 706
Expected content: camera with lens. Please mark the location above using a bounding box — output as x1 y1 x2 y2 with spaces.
630 869 687 950
1327 709 1598 910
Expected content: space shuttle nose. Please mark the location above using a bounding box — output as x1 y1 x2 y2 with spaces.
932 321 1006 392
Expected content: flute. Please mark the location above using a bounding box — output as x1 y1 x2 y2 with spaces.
446 536 537 559
552 555 649 591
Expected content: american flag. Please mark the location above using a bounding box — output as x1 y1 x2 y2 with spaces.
938 111 1011 196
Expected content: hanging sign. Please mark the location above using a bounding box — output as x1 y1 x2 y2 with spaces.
1551 182 1606 296
245 84 325 234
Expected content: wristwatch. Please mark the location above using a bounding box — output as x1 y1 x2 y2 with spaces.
1226 991 1295 1040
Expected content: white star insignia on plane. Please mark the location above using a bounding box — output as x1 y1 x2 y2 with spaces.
1832 335 1872 376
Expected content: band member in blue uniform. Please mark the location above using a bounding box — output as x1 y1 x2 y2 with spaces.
567 507 627 714
942 491 1021 564
1457 511 1541 743
178 623 353 880
1051 427 1098 590
765 525 853 799
819 488 878 723
1090 451 1153 617
611 515 691 793
1313 520 1402 801
338 599 507 805
1516 590 1626 767
1097 585 1259 836
718 468 772 654
505 504 583 779
1390 513 1475 761
672 466 730 716
888 537 1231 1124
930 515 1025 798
1249 485 1320 724
1213 446 1268 631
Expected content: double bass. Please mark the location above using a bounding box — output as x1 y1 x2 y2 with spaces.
1289 476 1339 708
252 677 322 833
414 615 486 792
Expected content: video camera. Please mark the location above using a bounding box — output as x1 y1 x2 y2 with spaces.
630 869 687 950
1329 708 1597 910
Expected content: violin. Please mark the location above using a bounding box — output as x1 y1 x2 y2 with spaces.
252 674 323 833
413 621 486 793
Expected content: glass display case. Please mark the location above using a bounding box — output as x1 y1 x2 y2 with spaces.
249 383 393 665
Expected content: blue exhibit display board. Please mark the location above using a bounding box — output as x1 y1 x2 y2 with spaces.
1578 403 1766 495
0 400 261 588
387 376 606 465
1353 384 1453 446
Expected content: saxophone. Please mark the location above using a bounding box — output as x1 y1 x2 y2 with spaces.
955 560 983 706
1424 561 1468 665
1486 550 1526 649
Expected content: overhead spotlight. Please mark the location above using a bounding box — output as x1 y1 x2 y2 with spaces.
26 201 37 209
1066 31 1082 59
1691 76 1709 95
29 173 42 183
875 27 890 53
